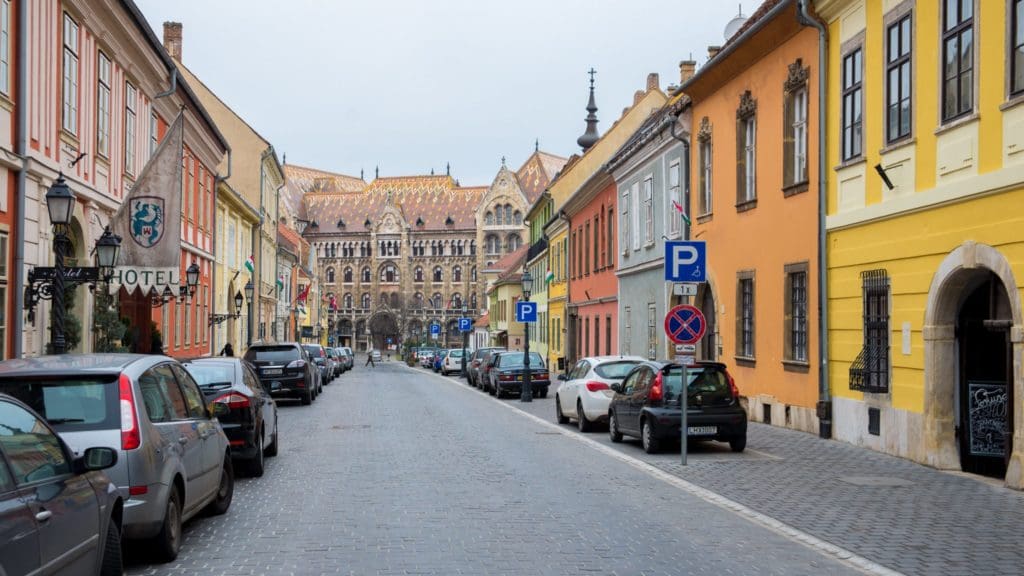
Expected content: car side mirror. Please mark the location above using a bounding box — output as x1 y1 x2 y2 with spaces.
77 447 118 472
209 402 230 418
610 382 623 394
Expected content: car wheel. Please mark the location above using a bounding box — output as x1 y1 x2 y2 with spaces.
207 454 234 515
539 387 548 399
609 411 623 443
265 424 279 457
556 395 569 424
248 431 265 477
488 381 496 396
99 516 123 576
301 389 312 405
729 435 747 453
577 401 592 432
150 487 182 562
641 419 660 454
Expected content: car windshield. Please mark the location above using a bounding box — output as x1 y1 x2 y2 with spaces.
0 375 119 432
303 345 324 357
498 352 544 368
594 361 641 380
662 366 730 402
246 346 299 363
448 350 463 358
184 363 236 389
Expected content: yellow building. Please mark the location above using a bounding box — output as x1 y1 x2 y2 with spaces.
816 0 1024 488
484 247 528 349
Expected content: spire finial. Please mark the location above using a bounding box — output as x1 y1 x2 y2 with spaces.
360 168 364 180
430 167 435 175
535 138 539 152
446 162 450 176
577 68 600 152
375 165 379 179
501 156 506 168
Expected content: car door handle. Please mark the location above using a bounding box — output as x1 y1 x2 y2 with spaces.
35 510 52 522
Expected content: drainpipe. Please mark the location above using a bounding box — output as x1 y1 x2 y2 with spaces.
211 149 233 353
557 209 571 369
797 0 832 439
13 0 28 357
154 68 177 99
668 113 692 241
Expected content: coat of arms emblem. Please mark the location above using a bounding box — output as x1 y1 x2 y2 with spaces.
130 196 164 248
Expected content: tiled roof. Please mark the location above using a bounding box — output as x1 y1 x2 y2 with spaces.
282 164 365 222
515 150 568 204
493 246 529 282
607 105 674 170
301 175 486 232
727 0 782 44
474 311 489 328
277 222 306 253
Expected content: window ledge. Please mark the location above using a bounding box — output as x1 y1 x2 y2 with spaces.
783 181 809 197
697 213 713 224
934 112 979 136
879 137 916 155
735 198 758 213
782 359 811 373
834 157 866 172
1000 94 1024 112
734 355 756 367
59 129 80 150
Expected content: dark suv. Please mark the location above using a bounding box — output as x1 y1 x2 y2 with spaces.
244 343 317 405
488 351 550 398
608 361 747 454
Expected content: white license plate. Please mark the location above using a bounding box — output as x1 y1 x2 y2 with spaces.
263 368 283 375
687 426 717 436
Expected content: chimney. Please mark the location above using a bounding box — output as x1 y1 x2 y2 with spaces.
679 60 697 85
646 72 660 92
163 22 182 61
707 45 722 61
634 90 644 105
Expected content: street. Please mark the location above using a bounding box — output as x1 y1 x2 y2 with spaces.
126 359 865 576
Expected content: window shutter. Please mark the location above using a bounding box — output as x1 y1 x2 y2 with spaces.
783 92 795 188
736 120 746 205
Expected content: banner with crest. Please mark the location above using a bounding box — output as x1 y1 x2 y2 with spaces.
109 111 184 295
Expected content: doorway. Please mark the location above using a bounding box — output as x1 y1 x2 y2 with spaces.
957 274 1013 478
698 286 717 361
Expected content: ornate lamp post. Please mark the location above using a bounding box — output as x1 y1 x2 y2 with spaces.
520 270 533 402
461 303 469 379
244 280 255 347
209 290 245 326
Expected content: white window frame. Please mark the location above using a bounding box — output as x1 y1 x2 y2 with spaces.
667 160 681 237
624 306 632 355
642 176 654 245
620 188 630 255
125 82 137 175
647 303 657 360
630 181 640 251
0 0 9 96
743 117 757 202
793 88 807 182
62 13 79 135
700 138 713 215
97 52 111 157
150 112 158 155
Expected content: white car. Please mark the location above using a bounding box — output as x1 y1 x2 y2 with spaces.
555 356 645 431
441 349 464 375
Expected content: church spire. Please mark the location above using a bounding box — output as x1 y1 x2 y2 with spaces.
576 68 600 152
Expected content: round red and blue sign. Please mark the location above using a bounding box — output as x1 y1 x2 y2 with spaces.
664 304 707 345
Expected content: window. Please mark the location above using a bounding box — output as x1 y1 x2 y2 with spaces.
485 211 493 225
362 267 371 283
150 112 159 155
0 401 70 485
414 267 423 282
471 267 477 282
344 267 353 283
850 270 890 393
361 293 371 309
125 82 137 174
668 161 681 236
507 233 522 252
583 317 590 357
784 264 809 363
593 215 600 271
184 297 191 347
381 264 398 283
606 208 614 267
631 182 640 251
620 187 630 254
326 268 335 283
486 234 500 255
642 177 654 244
453 266 462 282
1014 0 1024 95
646 304 656 359
942 0 973 121
783 60 810 189
433 267 442 282
842 48 863 161
593 315 600 356
62 13 78 135
698 119 713 215
0 231 6 359
172 365 206 418
0 1 9 95
736 272 755 359
584 223 590 275
175 299 182 348
97 53 111 157
887 14 912 142
736 92 757 205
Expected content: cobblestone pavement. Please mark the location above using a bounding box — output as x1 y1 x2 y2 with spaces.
454 367 1024 576
126 358 863 576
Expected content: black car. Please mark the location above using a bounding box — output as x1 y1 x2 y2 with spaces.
475 348 507 391
303 344 331 385
488 351 550 399
183 358 280 477
0 393 123 576
608 361 747 454
244 343 317 405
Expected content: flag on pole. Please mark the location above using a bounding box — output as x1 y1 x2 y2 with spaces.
244 255 255 274
545 268 555 284
672 200 691 227
276 275 284 292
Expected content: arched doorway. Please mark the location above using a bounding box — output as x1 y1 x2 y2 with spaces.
696 284 717 361
368 311 400 352
924 241 1024 488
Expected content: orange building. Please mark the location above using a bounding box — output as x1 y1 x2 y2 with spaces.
681 0 822 432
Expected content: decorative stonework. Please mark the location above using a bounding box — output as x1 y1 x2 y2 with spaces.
784 58 810 93
697 116 712 142
736 90 757 119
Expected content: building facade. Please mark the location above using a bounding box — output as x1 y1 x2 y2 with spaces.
816 0 1024 488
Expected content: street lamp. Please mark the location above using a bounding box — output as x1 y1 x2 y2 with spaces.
186 261 200 297
209 290 245 326
461 303 469 379
244 280 254 346
520 270 533 403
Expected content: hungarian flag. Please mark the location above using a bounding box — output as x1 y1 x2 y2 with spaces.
545 269 555 284
672 200 692 227
276 275 284 292
329 294 337 310
244 255 255 274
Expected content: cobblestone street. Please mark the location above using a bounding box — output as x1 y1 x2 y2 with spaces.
126 360 865 576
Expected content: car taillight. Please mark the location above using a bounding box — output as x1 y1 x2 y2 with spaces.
119 373 140 450
499 373 514 381
649 372 664 401
727 370 740 399
287 359 306 369
214 392 251 409
585 381 609 392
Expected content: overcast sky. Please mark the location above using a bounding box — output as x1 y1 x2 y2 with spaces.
135 0 763 185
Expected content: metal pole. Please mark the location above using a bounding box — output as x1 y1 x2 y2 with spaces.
680 364 688 466
51 230 67 354
521 298 532 402
246 302 253 347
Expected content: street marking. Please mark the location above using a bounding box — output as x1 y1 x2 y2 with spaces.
416 364 903 576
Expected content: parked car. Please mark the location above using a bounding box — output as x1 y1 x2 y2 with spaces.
466 347 501 387
432 349 449 373
302 344 331 386
244 342 318 405
0 393 124 576
182 357 279 477
607 361 747 454
475 348 507 390
556 356 645 431
371 349 383 363
336 347 354 371
324 347 340 378
488 351 550 398
441 348 464 376
419 349 439 368
0 354 234 562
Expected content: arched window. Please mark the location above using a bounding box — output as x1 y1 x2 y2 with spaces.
414 267 424 282
343 293 353 308
326 267 336 283
471 266 477 282
514 211 523 225
390 293 400 308
431 292 443 309
330 244 336 258
355 319 366 336
451 293 462 308
485 234 500 255
485 211 494 225
470 293 477 309
470 240 477 255
453 266 462 282
362 267 371 283
494 205 503 225
361 293 371 309
433 266 443 282
413 292 424 309
507 233 522 251
380 293 389 306
380 264 398 283
344 267 353 283
504 204 513 224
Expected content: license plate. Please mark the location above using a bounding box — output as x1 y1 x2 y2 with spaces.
270 381 282 390
687 426 717 436
263 368 283 375
516 375 523 381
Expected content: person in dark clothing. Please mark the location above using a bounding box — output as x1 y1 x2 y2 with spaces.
365 352 375 367
220 343 234 357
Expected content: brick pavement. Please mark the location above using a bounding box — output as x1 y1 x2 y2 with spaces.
127 360 863 576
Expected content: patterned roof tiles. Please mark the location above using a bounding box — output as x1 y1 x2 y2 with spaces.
282 164 366 222
515 150 568 204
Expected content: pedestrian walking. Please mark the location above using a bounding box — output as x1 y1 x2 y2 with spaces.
220 343 234 357
365 352 376 368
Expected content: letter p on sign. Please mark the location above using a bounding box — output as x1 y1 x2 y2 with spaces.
665 241 706 283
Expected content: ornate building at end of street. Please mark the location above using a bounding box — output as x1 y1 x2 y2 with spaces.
284 149 566 352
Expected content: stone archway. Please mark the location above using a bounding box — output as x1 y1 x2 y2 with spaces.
368 310 400 352
923 241 1024 488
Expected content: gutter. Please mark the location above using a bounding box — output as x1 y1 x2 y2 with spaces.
667 107 692 241
209 149 233 353
13 0 27 357
797 0 832 439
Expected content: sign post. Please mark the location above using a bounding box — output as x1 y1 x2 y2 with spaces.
665 303 707 467
430 322 440 341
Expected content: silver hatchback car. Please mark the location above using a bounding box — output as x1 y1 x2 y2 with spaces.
0 354 234 562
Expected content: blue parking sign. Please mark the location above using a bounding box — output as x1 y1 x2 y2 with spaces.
430 323 440 335
458 317 472 332
665 240 707 283
515 301 538 323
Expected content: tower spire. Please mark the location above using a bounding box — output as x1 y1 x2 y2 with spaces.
577 68 599 152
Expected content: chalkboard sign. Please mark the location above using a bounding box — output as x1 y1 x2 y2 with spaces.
968 381 1007 457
